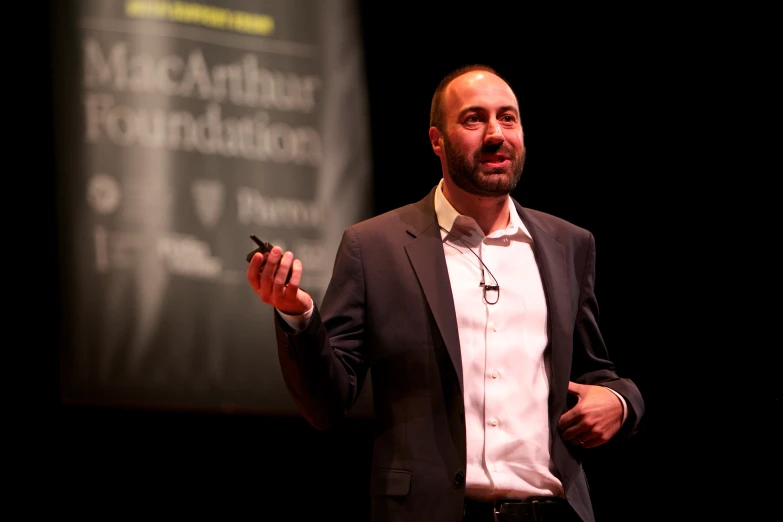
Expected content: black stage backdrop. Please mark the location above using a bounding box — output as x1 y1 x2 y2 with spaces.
44 2 691 521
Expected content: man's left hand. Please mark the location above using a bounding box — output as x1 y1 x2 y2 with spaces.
557 381 624 449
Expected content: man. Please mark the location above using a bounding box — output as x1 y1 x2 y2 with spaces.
247 64 644 522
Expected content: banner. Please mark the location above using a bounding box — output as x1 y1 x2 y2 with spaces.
53 0 374 415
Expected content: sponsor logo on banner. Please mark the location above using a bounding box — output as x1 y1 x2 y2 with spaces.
191 179 224 228
87 173 122 215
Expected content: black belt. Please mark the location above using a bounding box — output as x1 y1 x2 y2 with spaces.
463 497 581 522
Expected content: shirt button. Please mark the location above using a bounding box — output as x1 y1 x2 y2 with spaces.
492 325 498 332
491 371 498 379
491 418 498 427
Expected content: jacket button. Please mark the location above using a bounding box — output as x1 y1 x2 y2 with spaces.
453 471 465 487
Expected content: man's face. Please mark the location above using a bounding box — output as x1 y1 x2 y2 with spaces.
440 72 526 197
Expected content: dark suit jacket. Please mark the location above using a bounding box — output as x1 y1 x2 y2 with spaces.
275 186 644 522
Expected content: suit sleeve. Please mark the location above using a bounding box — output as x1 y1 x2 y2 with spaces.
273 227 369 430
571 231 645 439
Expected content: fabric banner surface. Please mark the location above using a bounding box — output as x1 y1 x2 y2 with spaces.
53 0 373 414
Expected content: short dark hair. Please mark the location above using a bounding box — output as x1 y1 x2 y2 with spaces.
429 64 503 132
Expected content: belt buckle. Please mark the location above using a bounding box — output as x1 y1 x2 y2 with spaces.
492 500 506 522
493 500 542 522
532 500 541 519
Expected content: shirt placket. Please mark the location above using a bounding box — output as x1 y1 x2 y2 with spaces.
482 237 505 480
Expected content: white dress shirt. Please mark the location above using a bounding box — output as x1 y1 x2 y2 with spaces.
433 179 563 500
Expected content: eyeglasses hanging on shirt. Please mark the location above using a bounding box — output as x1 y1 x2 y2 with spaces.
439 225 500 305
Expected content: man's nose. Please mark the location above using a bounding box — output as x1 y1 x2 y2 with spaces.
485 120 504 144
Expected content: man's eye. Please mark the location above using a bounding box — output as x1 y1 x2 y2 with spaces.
465 115 479 123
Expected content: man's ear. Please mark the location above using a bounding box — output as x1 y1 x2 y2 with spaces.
429 126 444 157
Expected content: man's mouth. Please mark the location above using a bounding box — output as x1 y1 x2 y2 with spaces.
481 154 509 166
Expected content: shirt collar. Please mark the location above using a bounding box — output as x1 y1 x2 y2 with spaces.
433 178 532 242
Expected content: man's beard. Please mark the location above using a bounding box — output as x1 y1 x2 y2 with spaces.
444 135 525 197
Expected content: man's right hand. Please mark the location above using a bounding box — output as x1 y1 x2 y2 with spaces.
246 245 313 316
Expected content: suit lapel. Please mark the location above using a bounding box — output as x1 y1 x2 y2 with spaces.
516 203 572 420
402 190 463 394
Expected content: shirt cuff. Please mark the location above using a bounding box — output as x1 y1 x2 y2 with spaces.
276 303 314 332
604 387 628 423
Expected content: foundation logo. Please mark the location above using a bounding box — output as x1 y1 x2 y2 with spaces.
191 179 224 228
87 173 122 215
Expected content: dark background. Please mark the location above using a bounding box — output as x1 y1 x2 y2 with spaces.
34 2 744 521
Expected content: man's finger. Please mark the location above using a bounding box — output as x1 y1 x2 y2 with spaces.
567 381 584 396
246 252 265 290
261 247 283 281
286 259 303 289
275 251 294 285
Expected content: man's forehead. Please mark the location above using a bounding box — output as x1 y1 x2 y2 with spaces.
459 70 499 85
445 72 518 111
